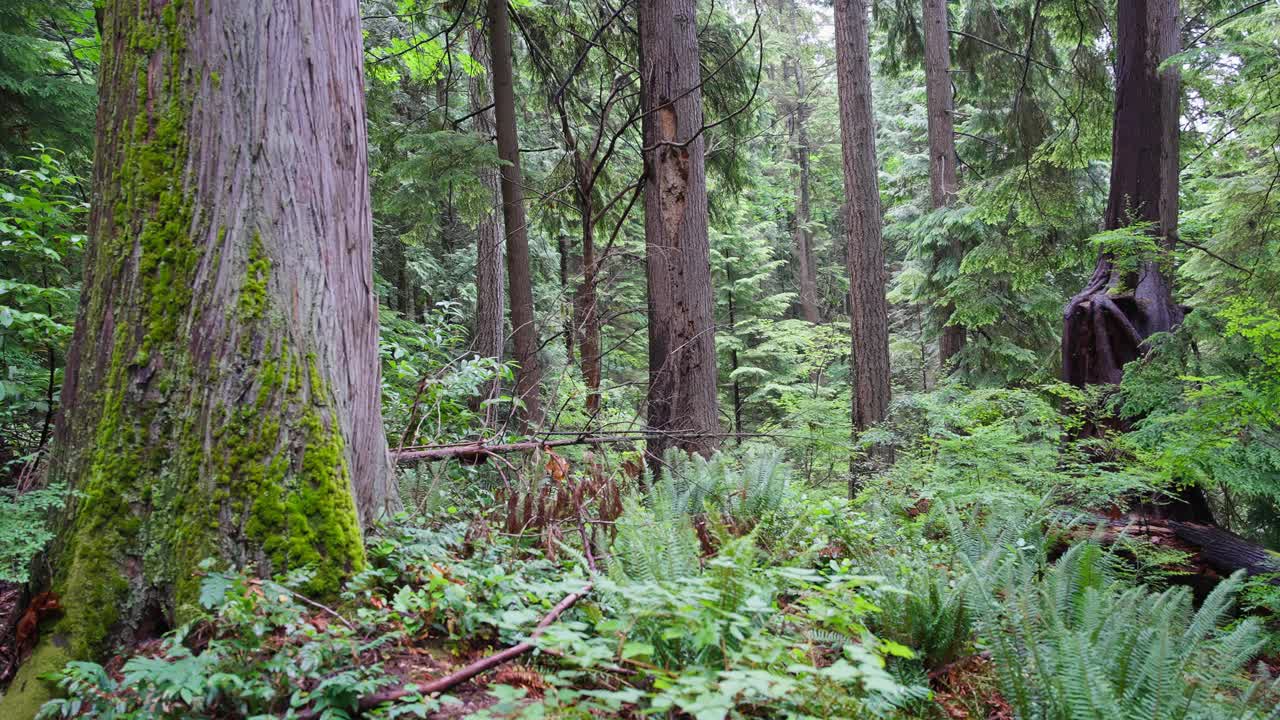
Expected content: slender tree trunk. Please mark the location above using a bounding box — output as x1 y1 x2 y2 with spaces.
558 235 577 361
488 0 543 431
785 1 820 324
574 180 602 417
469 25 506 427
553 103 603 417
922 0 965 366
2 2 392 709
834 0 892 442
639 0 721 463
727 264 743 444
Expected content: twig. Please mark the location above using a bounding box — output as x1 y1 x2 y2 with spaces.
298 581 594 718
273 585 356 633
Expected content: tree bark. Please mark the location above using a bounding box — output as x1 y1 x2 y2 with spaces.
1062 0 1181 388
4 0 393 702
922 0 965 366
488 0 543 431
469 25 506 427
727 262 743 442
834 0 892 438
639 0 721 463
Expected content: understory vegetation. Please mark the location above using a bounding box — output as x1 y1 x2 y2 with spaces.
18 386 1280 719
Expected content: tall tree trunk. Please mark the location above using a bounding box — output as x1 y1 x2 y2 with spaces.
786 1 820 325
558 235 577 361
553 102 602 417
1063 0 1181 387
727 263 743 443
573 179 602 417
469 25 506 427
834 0 892 442
639 0 721 462
488 0 543 431
2 1 392 709
922 0 965 366
1061 0 1208 523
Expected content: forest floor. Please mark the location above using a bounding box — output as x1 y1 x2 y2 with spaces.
5 387 1280 719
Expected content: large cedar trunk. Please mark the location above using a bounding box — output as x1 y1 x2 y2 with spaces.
3 0 393 706
1059 0 1177 386
834 0 892 438
469 25 506 427
639 0 721 462
1062 0 1210 523
488 0 544 431
1063 0 1181 388
922 0 965 366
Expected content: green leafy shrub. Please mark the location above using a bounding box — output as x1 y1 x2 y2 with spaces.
1120 303 1280 543
379 302 512 446
877 383 1154 509
0 482 67 583
37 567 420 720
0 147 85 476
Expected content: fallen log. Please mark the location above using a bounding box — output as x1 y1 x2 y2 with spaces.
1168 520 1280 579
297 580 593 719
1070 514 1280 587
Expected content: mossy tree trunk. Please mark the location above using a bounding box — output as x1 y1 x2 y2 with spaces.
6 0 396 702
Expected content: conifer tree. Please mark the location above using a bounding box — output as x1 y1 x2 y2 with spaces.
2 0 393 712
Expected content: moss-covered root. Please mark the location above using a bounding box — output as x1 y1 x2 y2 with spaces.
0 639 71 719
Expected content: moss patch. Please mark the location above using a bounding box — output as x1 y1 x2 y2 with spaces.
0 640 71 719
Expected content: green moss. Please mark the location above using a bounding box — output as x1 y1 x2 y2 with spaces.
0 639 71 719
55 348 143 658
307 354 326 403
240 349 365 596
50 0 200 658
238 232 270 321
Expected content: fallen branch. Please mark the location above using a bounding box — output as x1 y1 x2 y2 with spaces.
394 429 811 464
393 435 644 464
298 581 593 719
1067 513 1280 585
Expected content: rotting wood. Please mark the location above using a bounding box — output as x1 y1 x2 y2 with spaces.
1070 513 1280 583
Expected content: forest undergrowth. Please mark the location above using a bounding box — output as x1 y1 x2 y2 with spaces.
19 384 1280 720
